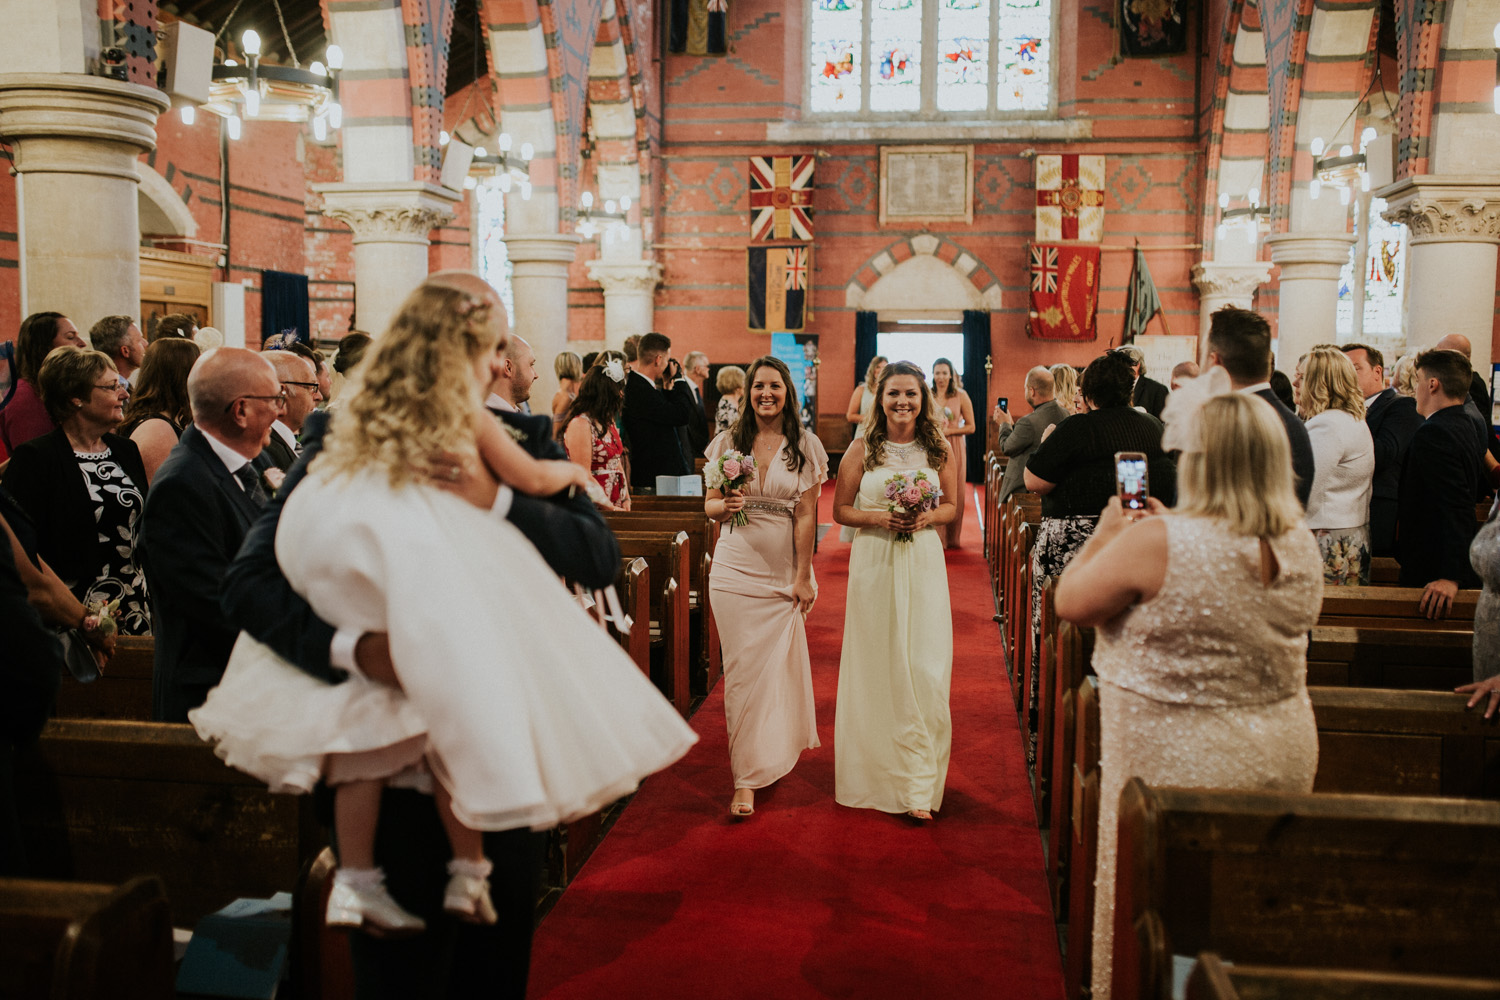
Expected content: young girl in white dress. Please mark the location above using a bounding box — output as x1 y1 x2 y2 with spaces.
190 285 697 934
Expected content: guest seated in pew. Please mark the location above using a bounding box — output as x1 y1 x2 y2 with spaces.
1297 347 1374 585
217 272 664 1000
3 347 150 636
705 355 827 818
259 349 323 471
560 357 631 511
994 365 1069 505
1398 349 1484 619
1054 383 1323 1000
118 337 200 485
0 312 86 454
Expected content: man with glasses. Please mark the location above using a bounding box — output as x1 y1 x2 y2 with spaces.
260 350 323 470
139 348 283 721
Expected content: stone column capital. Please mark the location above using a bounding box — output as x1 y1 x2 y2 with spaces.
1191 261 1273 299
504 233 584 268
1375 175 1500 246
585 258 663 295
1264 233 1355 280
0 73 169 180
315 181 459 245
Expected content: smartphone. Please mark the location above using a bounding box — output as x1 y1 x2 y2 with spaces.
1115 451 1149 511
998 397 1009 413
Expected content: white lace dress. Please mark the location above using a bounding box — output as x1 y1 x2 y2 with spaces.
190 466 698 832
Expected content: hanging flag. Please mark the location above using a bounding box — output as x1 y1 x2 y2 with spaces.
669 0 727 56
1035 154 1106 242
1121 0 1187 57
1028 243 1100 341
748 246 809 332
749 155 815 241
1121 245 1164 344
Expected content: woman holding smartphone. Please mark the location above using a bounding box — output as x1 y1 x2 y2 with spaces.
1021 353 1175 742
1053 384 1322 1000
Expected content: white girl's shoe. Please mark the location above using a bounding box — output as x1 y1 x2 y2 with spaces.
326 869 427 936
443 859 498 925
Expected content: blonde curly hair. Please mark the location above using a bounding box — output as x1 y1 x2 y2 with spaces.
318 284 499 488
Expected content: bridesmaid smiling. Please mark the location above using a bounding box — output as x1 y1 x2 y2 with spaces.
705 356 828 818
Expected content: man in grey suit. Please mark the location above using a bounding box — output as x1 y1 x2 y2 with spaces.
996 366 1070 503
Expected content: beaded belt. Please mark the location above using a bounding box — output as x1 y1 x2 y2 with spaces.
741 499 795 518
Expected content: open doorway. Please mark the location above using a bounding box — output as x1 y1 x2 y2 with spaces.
876 317 966 381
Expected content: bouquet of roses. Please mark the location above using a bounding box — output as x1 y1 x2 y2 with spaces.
705 451 757 528
83 597 122 637
883 470 942 542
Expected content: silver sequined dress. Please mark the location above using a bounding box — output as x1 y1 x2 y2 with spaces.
1088 514 1322 1000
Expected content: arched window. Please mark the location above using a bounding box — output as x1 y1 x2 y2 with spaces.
808 0 1054 118
1336 195 1407 344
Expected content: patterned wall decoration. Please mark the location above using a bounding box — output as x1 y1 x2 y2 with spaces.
403 0 458 184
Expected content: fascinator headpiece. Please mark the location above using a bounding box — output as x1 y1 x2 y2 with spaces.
1160 365 1234 454
603 358 627 384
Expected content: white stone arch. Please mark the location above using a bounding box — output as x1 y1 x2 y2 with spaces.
857 255 985 313
137 164 196 238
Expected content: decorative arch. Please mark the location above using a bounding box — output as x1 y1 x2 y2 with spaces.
1202 0 1270 252
586 1 640 207
843 235 1003 311
1259 0 1315 228
1391 0 1445 177
137 165 197 238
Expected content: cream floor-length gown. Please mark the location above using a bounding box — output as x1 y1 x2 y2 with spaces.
834 439 953 814
706 429 828 790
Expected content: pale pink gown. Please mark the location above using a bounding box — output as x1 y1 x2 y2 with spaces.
706 429 829 790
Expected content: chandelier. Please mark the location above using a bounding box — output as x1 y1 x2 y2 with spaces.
456 133 533 198
576 192 631 242
188 0 343 141
1307 128 1377 205
1215 187 1269 245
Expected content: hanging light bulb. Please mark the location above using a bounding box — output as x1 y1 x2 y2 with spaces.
1310 137 1325 157
1309 177 1321 199
521 142 534 161
326 45 344 70
474 147 487 159
1339 144 1353 158
1360 126 1376 149
313 115 327 141
1248 186 1260 206
241 29 261 57
310 61 326 77
621 195 632 212
605 199 617 214
244 88 260 117
499 133 514 151
227 114 242 140
581 191 594 209
181 106 196 125
1218 192 1229 209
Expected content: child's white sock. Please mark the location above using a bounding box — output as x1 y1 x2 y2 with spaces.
334 866 385 890
446 857 493 879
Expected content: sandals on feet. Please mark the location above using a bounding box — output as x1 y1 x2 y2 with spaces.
729 789 755 818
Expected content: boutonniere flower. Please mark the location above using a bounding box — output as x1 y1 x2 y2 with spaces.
505 423 527 444
262 467 287 493
83 597 121 637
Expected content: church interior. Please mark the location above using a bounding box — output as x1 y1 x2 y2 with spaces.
3 0 1500 997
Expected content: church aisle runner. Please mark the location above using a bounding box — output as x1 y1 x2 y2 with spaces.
527 486 1064 999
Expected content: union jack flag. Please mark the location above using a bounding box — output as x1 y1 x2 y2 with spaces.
1031 245 1058 293
784 247 808 291
749 155 815 242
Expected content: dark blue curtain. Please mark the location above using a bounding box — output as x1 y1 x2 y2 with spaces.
962 309 990 483
260 270 310 348
854 311 878 393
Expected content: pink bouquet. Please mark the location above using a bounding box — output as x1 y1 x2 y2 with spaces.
706 451 757 528
883 470 942 542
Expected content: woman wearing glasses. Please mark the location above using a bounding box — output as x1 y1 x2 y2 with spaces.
2 346 151 635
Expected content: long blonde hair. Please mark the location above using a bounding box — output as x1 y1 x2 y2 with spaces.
864 355 888 392
1050 364 1079 413
1297 346 1365 421
318 285 498 487
862 361 948 471
1175 394 1302 538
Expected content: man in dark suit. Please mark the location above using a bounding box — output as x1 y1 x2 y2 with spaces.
622 331 697 490
1398 348 1484 618
258 350 322 471
1434 333 1499 467
219 271 616 1000
1115 345 1168 418
995 366 1070 503
1203 306 1315 507
680 350 712 458
1342 343 1424 557
138 348 281 721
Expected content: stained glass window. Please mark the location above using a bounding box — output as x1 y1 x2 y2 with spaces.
808 0 1053 116
1336 196 1406 341
474 181 515 330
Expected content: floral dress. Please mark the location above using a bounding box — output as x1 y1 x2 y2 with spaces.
75 447 151 635
570 416 627 507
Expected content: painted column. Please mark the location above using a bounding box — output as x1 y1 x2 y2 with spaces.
1263 233 1355 366
1378 176 1500 376
585 258 662 350
506 233 582 407
0 74 168 322
1191 261 1274 340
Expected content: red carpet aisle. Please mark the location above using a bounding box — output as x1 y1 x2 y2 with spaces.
527 485 1063 999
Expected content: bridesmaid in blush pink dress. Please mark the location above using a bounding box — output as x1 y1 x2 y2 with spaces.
705 355 828 818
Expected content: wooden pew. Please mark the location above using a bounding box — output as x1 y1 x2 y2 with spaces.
1045 621 1093 915
0 875 175 1000
1317 586 1478 625
292 849 354 1000
1063 676 1102 1000
1307 625 1472 690
1111 781 1500 1000
613 556 651 675
15 719 325 927
1368 556 1401 585
53 635 153 721
612 530 692 715
1186 952 1500 1000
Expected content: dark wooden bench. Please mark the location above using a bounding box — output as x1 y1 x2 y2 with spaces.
1111 781 1500 1000
1186 952 1500 1000
53 635 153 721
612 530 692 715
15 718 325 927
611 556 651 676
1307 625 1473 690
1064 675 1102 1000
0 875 174 1000
1045 620 1093 916
1317 586 1478 625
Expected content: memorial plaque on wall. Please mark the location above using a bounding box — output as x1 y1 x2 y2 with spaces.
879 145 973 226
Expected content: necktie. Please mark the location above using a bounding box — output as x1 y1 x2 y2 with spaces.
233 464 270 509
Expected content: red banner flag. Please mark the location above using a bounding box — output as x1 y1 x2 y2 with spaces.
1028 243 1100 341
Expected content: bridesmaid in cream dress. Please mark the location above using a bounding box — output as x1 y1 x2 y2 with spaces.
705 356 828 817
1054 381 1322 1000
832 362 958 820
839 356 886 544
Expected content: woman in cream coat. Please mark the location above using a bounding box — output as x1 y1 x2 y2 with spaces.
1298 346 1375 584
